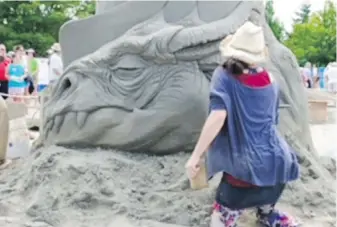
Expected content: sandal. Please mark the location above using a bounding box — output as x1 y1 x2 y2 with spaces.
211 202 242 227
257 210 301 227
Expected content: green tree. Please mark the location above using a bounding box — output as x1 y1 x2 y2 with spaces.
265 0 285 42
0 0 95 56
293 3 311 24
285 0 336 66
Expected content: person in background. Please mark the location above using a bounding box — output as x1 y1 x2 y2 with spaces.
37 58 49 93
7 51 14 61
299 67 309 87
6 53 26 102
185 22 300 227
311 64 320 88
325 62 337 94
14 45 27 66
0 44 11 63
324 63 331 89
27 48 39 94
48 43 63 85
303 62 312 88
13 45 30 96
0 44 11 99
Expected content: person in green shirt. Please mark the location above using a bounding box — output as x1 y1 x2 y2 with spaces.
27 49 39 94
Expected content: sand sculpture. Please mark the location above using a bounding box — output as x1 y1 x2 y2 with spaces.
0 97 10 168
44 1 311 154
0 1 335 227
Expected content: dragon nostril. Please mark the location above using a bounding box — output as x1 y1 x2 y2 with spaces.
62 78 71 90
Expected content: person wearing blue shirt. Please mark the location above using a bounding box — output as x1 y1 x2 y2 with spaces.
7 53 26 102
185 22 300 227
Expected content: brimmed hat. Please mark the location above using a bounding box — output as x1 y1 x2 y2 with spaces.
7 51 14 57
27 48 35 53
219 21 267 65
51 43 61 52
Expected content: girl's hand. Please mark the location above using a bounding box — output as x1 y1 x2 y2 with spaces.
185 154 201 179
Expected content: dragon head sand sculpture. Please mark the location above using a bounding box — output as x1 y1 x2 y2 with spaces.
1 2 334 227
42 1 314 156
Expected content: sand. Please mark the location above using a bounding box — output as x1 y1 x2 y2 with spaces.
0 109 336 227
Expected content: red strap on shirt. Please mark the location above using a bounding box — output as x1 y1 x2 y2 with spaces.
237 70 271 87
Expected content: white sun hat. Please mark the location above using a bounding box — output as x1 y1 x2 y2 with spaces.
219 21 267 65
51 43 61 52
26 48 35 53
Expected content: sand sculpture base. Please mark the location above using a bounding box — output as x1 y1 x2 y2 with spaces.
0 146 335 227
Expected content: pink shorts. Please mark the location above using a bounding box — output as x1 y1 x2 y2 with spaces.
9 87 25 96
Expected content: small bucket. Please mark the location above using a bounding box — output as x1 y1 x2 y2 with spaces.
189 161 209 190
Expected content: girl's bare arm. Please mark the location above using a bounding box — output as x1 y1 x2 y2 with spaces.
191 110 227 159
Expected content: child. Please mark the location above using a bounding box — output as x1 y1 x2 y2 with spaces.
7 53 26 102
37 59 49 93
185 22 300 227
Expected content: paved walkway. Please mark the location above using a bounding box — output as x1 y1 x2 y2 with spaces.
310 107 337 158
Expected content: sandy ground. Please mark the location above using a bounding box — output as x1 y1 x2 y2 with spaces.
0 107 335 227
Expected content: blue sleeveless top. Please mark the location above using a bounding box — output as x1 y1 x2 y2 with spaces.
206 67 299 186
8 64 26 88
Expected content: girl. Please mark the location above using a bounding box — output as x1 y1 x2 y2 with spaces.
185 22 300 227
7 53 26 102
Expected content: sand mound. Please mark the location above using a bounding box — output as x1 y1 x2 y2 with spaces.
0 146 335 227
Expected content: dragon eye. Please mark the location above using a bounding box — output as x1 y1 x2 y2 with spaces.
117 67 139 71
112 55 147 71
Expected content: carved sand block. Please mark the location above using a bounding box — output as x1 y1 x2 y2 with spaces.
7 117 30 159
6 100 27 120
308 100 328 123
5 101 30 159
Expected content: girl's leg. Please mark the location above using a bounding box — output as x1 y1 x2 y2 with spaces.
14 93 20 103
210 202 243 227
256 204 300 227
17 88 25 103
8 88 16 102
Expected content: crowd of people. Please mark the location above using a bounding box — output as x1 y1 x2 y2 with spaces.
300 61 337 94
0 42 63 102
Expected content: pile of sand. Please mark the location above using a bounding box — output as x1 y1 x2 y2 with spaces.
0 145 335 227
